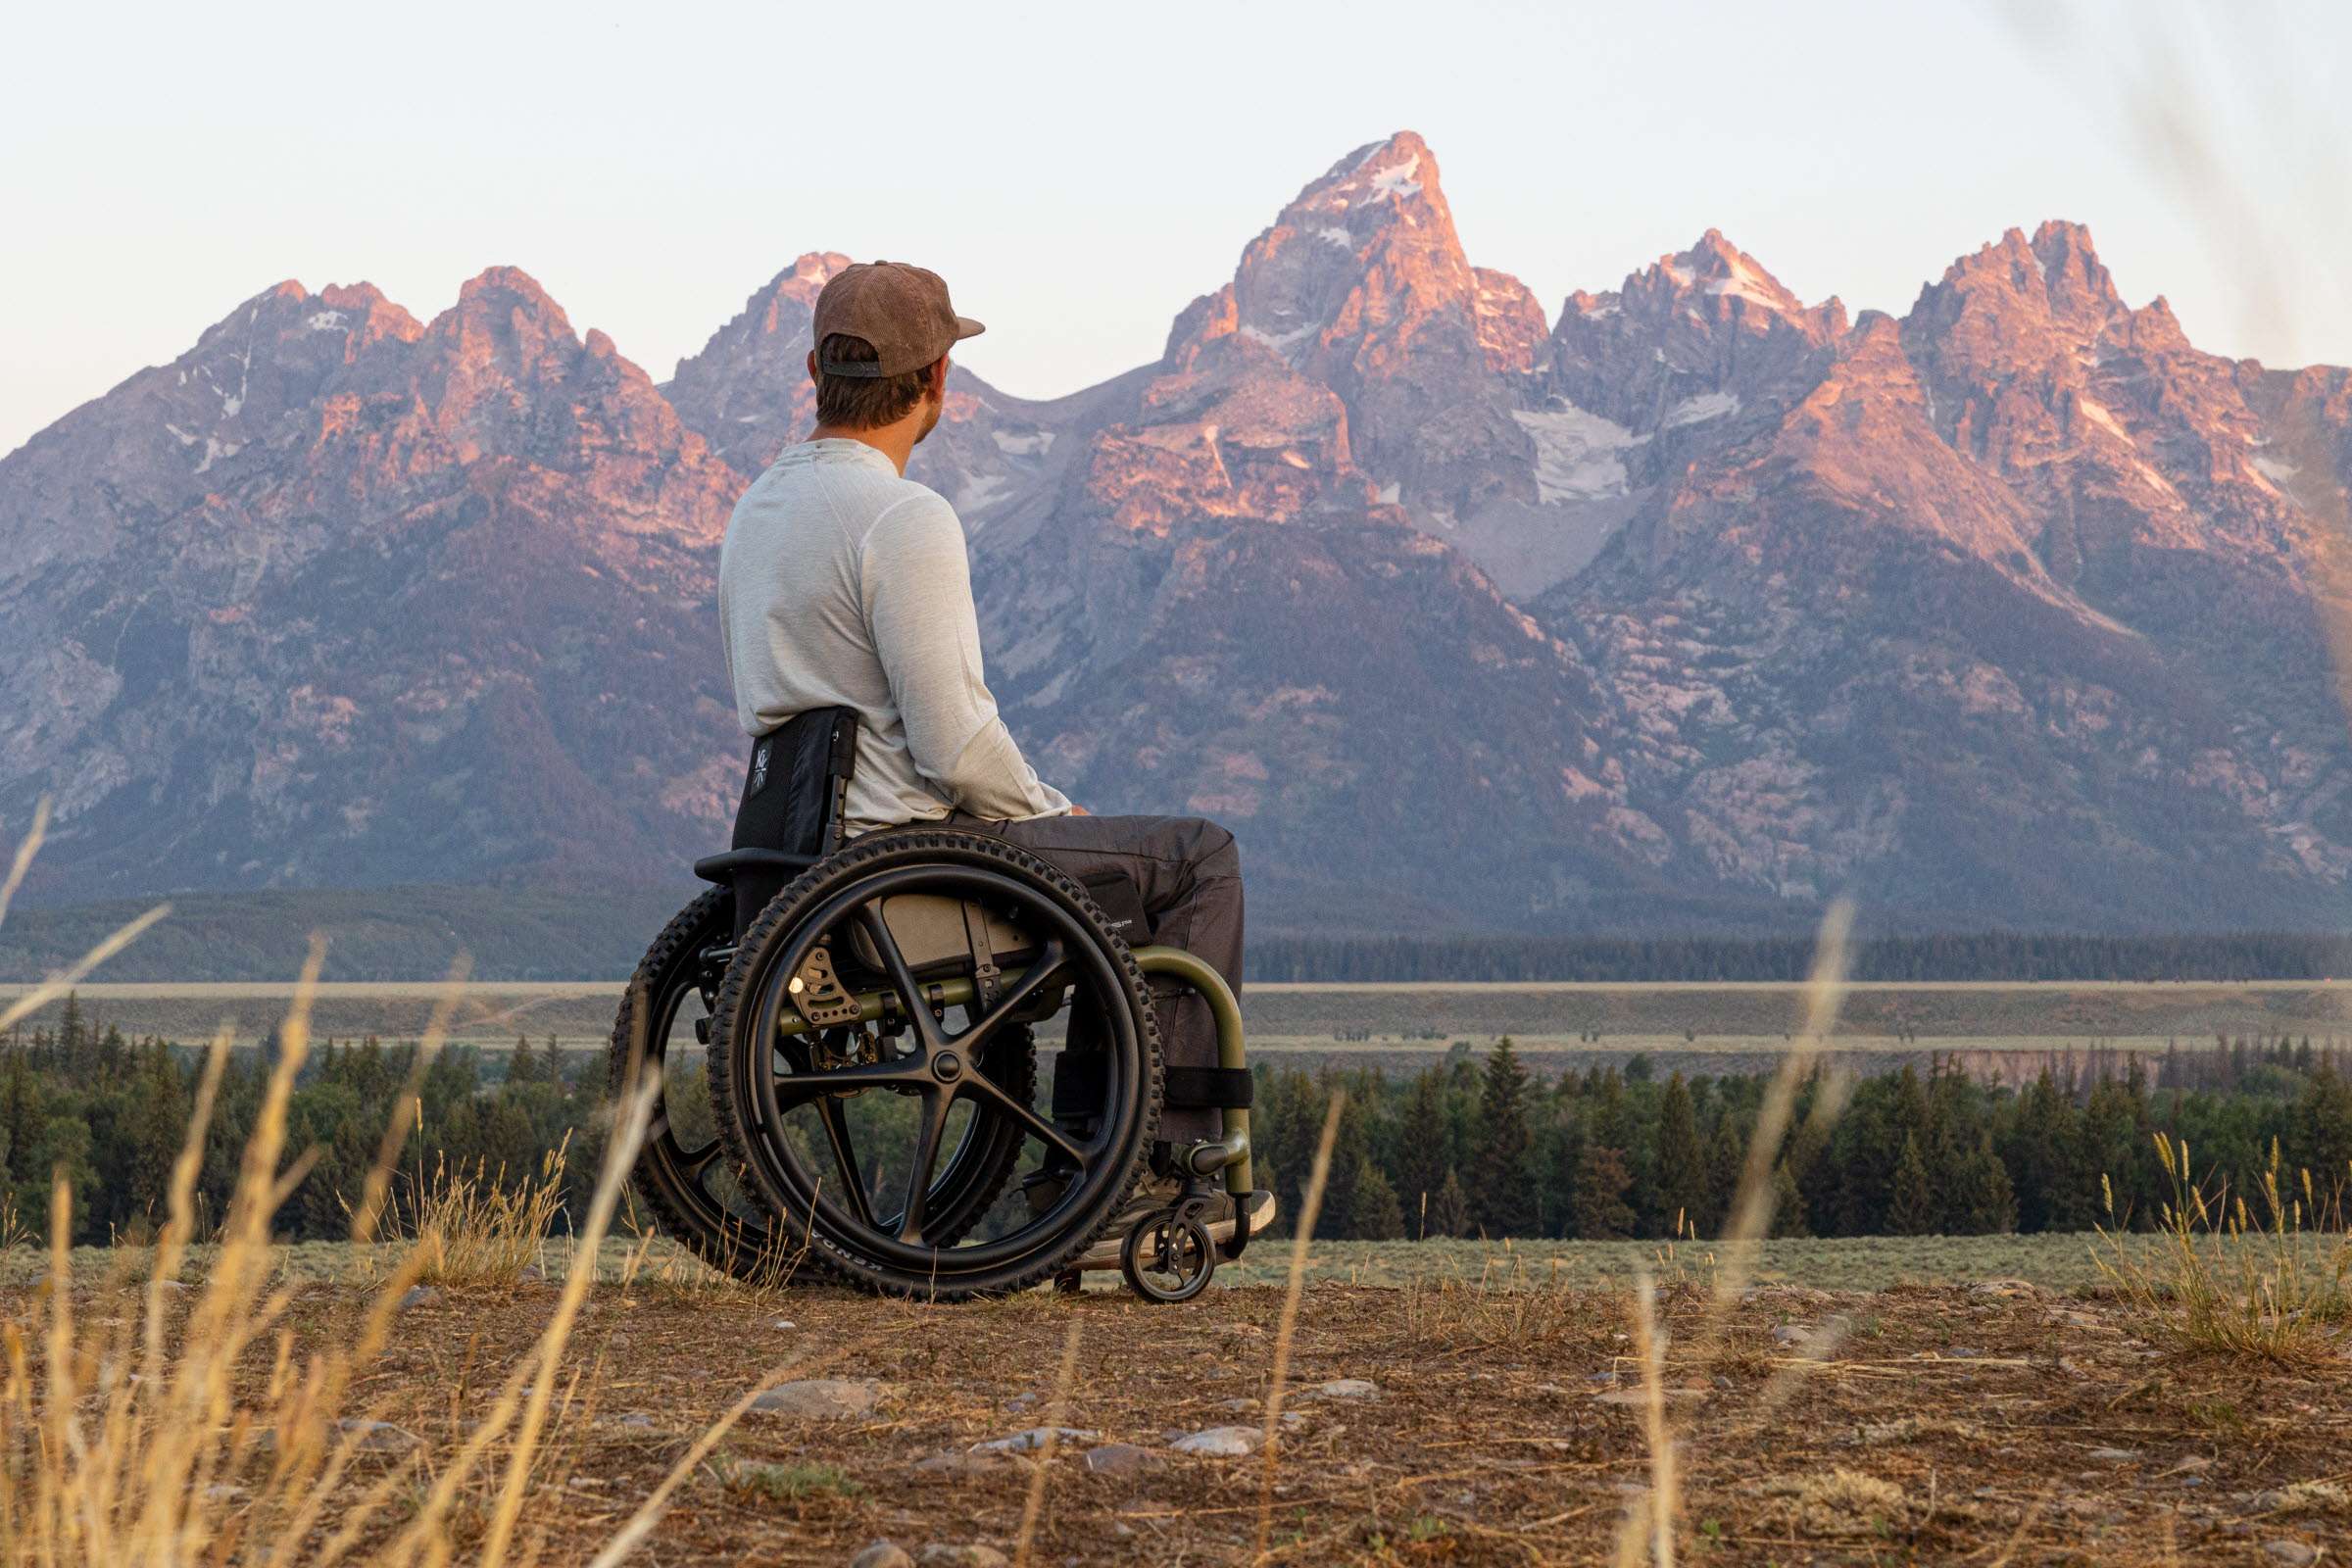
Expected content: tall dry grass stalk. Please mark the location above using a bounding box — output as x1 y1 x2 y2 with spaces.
1011 1317 1086 1568
1252 1090 1344 1564
0 799 50 933
1611 1273 1678 1568
0 961 759 1567
397 1142 573 1288
347 956 468 1248
1596 899 1854 1566
2095 1134 2352 1365
1707 899 1853 1314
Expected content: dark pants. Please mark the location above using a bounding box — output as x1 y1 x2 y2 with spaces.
953 812 1243 1144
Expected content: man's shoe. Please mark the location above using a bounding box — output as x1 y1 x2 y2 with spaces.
1073 1178 1277 1272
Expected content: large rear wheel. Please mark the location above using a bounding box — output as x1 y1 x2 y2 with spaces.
610 889 780 1278
708 830 1162 1298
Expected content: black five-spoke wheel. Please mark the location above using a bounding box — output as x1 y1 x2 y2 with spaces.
707 830 1162 1298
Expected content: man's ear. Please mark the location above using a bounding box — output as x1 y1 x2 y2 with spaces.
928 356 951 397
807 348 820 385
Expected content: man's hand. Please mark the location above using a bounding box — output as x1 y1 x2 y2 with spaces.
1069 804 1090 816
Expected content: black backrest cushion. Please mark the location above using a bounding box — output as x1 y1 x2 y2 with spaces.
728 709 858 941
731 707 859 856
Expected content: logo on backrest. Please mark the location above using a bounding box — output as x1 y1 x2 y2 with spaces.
750 739 771 795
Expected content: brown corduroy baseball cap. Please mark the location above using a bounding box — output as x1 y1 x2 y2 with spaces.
811 261 985 378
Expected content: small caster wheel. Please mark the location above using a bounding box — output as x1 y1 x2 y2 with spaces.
1053 1269 1083 1296
1119 1210 1215 1303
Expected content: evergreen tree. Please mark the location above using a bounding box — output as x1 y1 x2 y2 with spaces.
1347 1154 1406 1241
1887 1132 1936 1236
1427 1170 1473 1240
1651 1072 1707 1237
1471 1039 1539 1237
1570 1143 1636 1240
2291 1061 2352 1207
1769 1160 1810 1238
1950 1135 2018 1234
1700 1117 1744 1236
1395 1068 1453 1219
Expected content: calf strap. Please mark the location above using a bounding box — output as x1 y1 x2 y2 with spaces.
1163 1066 1254 1109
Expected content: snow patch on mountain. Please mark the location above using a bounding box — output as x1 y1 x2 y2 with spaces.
1369 156 1422 200
1513 405 1644 503
992 429 1054 457
1663 392 1740 428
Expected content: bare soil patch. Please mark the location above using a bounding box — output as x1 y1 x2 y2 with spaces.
142 1274 2352 1564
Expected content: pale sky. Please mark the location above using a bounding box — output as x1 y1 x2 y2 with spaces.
4 0 2348 458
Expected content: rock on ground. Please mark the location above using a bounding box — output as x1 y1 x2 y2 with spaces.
850 1543 912 1568
1173 1425 1262 1457
749 1379 896 1419
333 1419 419 1453
915 1547 1008 1568
972 1426 1098 1453
1083 1444 1163 1476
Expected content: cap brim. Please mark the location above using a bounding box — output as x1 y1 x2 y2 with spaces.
954 315 986 342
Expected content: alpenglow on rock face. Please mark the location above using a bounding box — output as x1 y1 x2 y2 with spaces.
6 131 2352 935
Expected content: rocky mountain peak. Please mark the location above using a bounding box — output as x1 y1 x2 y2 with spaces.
1170 129 1475 368
1158 132 1537 529
660 252 861 477
1914 220 2127 351
1543 231 1842 438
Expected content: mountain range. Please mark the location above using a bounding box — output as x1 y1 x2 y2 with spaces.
8 130 2352 945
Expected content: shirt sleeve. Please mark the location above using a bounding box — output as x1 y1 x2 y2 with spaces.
860 491 1073 821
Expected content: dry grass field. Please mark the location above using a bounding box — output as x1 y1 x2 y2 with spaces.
12 1247 2347 1566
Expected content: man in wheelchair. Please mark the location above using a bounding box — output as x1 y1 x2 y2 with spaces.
696 260 1271 1292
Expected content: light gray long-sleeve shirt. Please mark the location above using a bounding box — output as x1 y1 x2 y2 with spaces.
716 437 1071 833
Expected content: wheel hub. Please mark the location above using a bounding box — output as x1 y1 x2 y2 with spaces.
931 1050 963 1082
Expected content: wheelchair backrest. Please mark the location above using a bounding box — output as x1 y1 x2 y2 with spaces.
724 710 1046 979
732 707 858 858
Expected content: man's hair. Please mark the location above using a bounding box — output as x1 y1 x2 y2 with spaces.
814 334 935 428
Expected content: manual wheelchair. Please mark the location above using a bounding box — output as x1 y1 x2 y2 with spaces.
611 708 1265 1302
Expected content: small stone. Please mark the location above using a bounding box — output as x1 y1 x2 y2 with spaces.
1306 1378 1380 1400
769 1318 797 1331
850 1543 914 1568
1942 1348 1984 1359
915 1547 1008 1568
2087 1447 2142 1463
612 1411 655 1430
333 1419 419 1454
915 1451 1006 1476
972 1426 1097 1453
202 1483 246 1503
398 1286 439 1311
1217 1396 1259 1413
1083 1444 1162 1477
1770 1325 1808 1347
2263 1543 2319 1567
1971 1278 2036 1298
1591 1388 1708 1406
1172 1425 1261 1457
750 1378 895 1419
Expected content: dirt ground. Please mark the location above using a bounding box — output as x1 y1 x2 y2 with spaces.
223 1272 2352 1565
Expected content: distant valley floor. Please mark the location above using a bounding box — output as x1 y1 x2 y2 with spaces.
8 978 2347 1068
